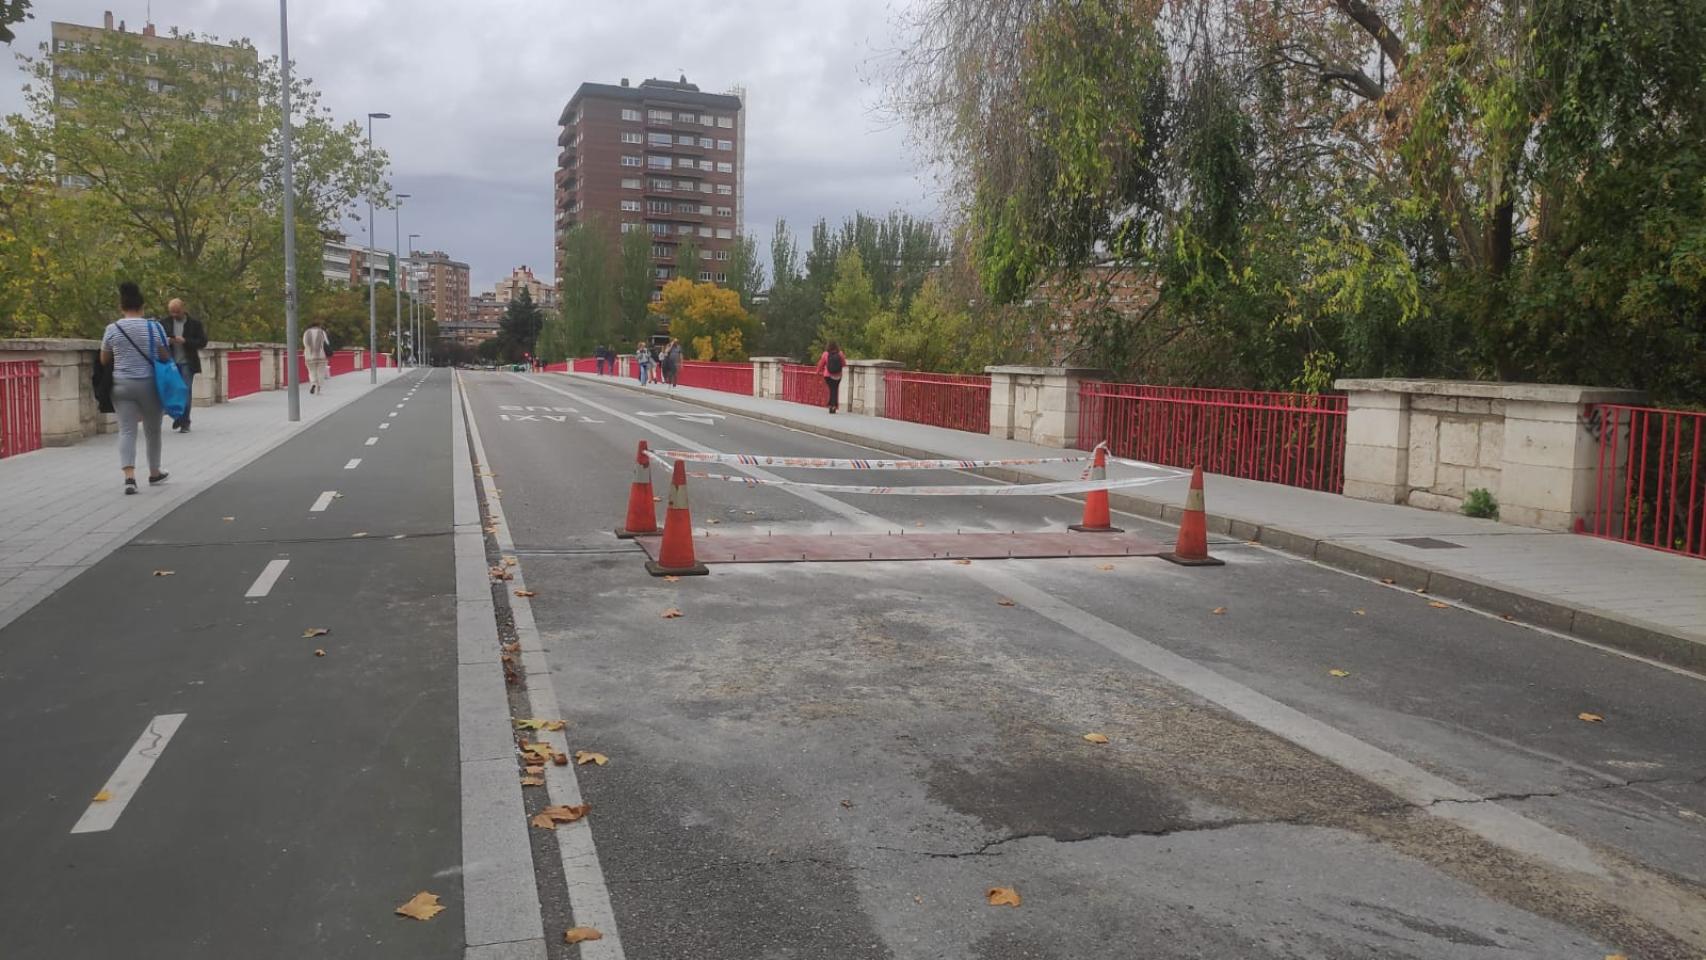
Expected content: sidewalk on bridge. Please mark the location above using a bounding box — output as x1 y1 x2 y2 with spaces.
0 369 406 631
562 371 1706 671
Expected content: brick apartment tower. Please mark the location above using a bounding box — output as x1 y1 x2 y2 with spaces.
555 77 744 298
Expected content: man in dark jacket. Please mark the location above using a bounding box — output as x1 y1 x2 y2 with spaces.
165 298 208 432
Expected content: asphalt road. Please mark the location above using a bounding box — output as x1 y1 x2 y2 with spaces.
0 369 460 960
461 370 1705 960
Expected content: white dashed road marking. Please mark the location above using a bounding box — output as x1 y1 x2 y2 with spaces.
244 558 290 598
365 437 378 446
310 490 337 512
344 458 362 470
70 713 187 834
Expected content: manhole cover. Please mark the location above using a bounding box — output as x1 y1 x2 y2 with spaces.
1391 537 1464 550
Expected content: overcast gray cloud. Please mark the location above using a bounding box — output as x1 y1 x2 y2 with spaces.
4 0 938 291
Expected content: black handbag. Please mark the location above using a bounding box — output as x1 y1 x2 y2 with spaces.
91 354 115 413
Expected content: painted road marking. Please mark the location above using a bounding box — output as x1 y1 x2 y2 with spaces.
388 412 399 418
244 558 290 598
310 490 337 512
344 458 362 470
636 410 724 425
70 714 187 834
379 423 390 430
365 437 378 446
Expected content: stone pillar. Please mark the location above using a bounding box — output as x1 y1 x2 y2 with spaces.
1337 385 1413 503
984 366 1107 448
0 339 104 446
257 345 279 391
1501 386 1646 530
197 342 228 406
749 357 789 399
844 360 903 416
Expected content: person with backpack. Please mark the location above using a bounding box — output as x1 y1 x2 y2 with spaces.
662 338 682 389
816 341 846 414
100 281 173 494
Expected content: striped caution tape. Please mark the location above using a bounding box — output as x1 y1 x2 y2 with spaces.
646 452 1178 497
653 449 1101 471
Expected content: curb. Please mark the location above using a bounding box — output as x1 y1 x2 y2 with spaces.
558 373 1706 673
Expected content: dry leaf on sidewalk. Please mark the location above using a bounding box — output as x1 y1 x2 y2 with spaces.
985 887 1022 907
1427 601 1449 609
302 627 329 638
953 558 973 565
565 927 603 944
661 608 684 619
514 589 536 598
1328 669 1350 678
1353 609 1366 616
395 892 445 921
1098 564 1115 571
1211 607 1227 615
574 751 609 766
533 804 591 828
513 718 547 730
520 776 544 787
1578 712 1604 723
996 598 1016 607
1082 733 1110 744
314 648 326 657
503 556 518 567
543 720 566 731
524 765 544 776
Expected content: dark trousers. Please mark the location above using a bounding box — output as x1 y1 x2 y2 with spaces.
176 365 196 426
825 376 841 411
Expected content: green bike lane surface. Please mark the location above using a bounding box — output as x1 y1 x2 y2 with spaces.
460 372 1704 959
0 370 461 960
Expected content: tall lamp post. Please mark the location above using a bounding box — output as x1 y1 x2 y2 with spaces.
365 111 390 383
408 232 422 366
392 193 410 370
278 0 301 420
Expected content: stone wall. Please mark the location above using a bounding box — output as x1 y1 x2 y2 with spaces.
1403 393 1506 513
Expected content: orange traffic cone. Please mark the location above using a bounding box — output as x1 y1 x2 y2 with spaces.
1163 465 1223 566
1069 445 1123 533
615 440 659 539
646 459 709 577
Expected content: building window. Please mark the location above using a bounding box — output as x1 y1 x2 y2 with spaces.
621 108 642 122
716 184 732 195
677 179 695 190
620 155 642 167
717 139 733 151
702 114 716 126
647 155 671 169
647 200 673 214
648 109 672 122
696 159 712 171
698 137 713 148
715 206 732 217
716 228 734 239
651 244 673 259
622 177 642 189
716 250 731 261
654 267 672 280
647 131 672 146
715 272 729 282
702 250 715 260
621 199 641 212
698 226 712 238
677 225 693 235
676 201 698 213
620 131 643 144
716 162 733 174
699 204 714 214
649 178 673 191
648 223 670 236
717 116 734 129
621 222 642 233
677 134 695 145
698 271 712 281
677 157 696 169
699 183 714 194
677 112 696 123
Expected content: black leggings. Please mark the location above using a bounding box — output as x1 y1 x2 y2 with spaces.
825 376 841 410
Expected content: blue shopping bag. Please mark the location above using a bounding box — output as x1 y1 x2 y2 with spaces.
147 321 190 420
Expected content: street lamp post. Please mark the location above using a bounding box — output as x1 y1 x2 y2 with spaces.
392 193 409 370
278 0 301 421
365 111 390 383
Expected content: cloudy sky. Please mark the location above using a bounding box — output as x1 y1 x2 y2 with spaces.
4 0 942 291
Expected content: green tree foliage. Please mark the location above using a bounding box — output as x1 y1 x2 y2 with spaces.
674 237 701 283
0 28 383 341
757 218 819 358
499 288 543 363
614 227 655 344
649 277 756 360
726 233 765 309
552 220 613 354
1 0 30 44
888 0 1706 402
819 251 883 356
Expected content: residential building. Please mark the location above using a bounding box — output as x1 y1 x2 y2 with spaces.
320 235 397 288
494 265 558 313
407 250 471 326
555 76 743 298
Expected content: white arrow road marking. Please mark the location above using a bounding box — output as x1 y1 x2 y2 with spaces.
71 714 187 834
636 410 726 425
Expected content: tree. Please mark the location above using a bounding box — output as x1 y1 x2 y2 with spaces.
674 237 702 283
0 1 29 44
757 218 817 358
552 220 613 354
726 233 765 308
1 27 383 340
499 288 544 362
649 278 756 360
818 250 882 356
614 227 654 344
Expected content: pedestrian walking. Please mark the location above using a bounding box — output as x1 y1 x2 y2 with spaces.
816 340 846 413
635 339 653 386
594 344 607 376
662 338 682 388
101 281 172 495
164 298 207 433
303 321 330 394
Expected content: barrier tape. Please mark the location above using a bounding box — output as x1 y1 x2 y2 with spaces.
654 449 1099 471
647 452 1178 497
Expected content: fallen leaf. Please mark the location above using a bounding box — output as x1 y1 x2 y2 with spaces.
222 516 235 522
1328 669 1350 678
524 765 544 776
503 556 518 567
92 790 112 802
395 891 445 921
663 575 681 583
1414 586 1428 594
543 720 567 732
1579 712 1604 723
996 598 1016 607
913 895 923 905
1428 601 1449 609
1097 563 1114 571
706 517 721 524
541 803 591 824
521 742 555 761
501 641 520 654
513 718 546 730
351 532 369 538
986 887 1022 907
314 648 326 657
661 608 684 619
1379 577 1395 585
302 627 329 638
1353 609 1366 616
1082 732 1110 744
1608 955 1629 960
952 558 972 565
1211 606 1227 615
530 812 557 829
574 751 609 766
1500 613 1514 621
152 570 175 577
514 589 536 598
565 927 604 944
552 751 569 766
520 776 544 787
840 799 854 809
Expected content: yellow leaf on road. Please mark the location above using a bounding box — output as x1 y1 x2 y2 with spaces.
1082 733 1110 744
661 608 684 619
530 812 557 829
1353 609 1366 616
520 776 544 787
996 598 1016 607
92 790 112 802
1579 712 1604 723
524 765 544 776
314 648 326 657
537 804 591 826
302 627 329 638
986 887 1022 907
1379 577 1395 585
543 720 566 731
152 570 174 577
503 556 517 566
1211 607 1227 615
395 891 445 921
1328 669 1350 678
574 751 609 766
1428 601 1449 609
565 927 604 944
514 589 536 598
1098 564 1114 571
663 576 681 583
953 558 972 565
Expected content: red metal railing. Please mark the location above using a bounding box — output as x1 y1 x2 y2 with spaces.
1077 382 1347 492
884 370 991 433
226 350 262 400
1584 403 1705 558
0 360 43 458
543 360 570 373
676 361 753 395
782 363 828 407
329 352 356 377
571 357 599 374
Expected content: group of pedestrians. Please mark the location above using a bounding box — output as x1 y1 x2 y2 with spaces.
634 338 684 388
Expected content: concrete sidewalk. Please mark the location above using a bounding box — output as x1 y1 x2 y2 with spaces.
0 370 406 631
562 371 1706 670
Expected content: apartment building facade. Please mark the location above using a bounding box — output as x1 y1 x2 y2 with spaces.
407 251 471 326
555 76 743 297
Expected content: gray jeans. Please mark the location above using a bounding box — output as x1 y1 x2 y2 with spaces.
112 377 163 473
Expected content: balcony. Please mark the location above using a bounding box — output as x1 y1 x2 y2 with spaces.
557 146 576 167
557 126 574 147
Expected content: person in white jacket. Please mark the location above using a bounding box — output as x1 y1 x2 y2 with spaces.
303 321 330 394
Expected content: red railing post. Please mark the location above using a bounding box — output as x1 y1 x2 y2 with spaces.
1584 402 1704 558
0 360 44 458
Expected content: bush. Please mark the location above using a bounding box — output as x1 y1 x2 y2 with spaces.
1462 488 1499 521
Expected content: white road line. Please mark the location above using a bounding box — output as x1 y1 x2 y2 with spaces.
365 437 378 446
244 558 290 598
379 423 390 429
309 490 337 512
396 403 406 408
71 713 187 834
388 412 398 418
344 458 362 470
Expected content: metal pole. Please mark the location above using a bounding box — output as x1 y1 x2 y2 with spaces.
392 195 407 370
279 0 300 421
366 115 377 383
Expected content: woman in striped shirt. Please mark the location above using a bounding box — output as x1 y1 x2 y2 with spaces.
100 281 172 495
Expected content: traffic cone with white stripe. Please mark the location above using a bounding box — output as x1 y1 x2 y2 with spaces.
1163 465 1224 566
615 440 659 539
1068 445 1123 533
646 459 709 577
